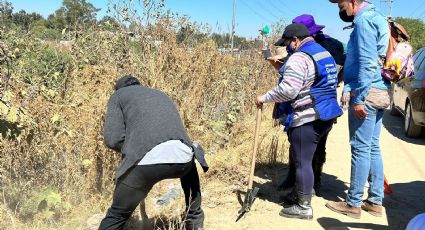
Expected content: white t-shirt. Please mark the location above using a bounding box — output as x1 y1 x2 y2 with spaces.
137 140 194 165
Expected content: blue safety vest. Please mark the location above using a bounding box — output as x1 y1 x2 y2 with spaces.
277 41 343 130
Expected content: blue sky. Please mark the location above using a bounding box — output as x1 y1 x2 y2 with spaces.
10 0 425 43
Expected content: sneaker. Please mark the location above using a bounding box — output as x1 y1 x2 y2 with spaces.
361 200 384 217
325 201 361 219
279 194 313 220
279 204 313 220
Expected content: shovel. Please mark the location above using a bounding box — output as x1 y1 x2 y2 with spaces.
237 107 262 221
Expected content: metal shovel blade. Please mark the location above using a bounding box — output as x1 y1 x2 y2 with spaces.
236 187 259 221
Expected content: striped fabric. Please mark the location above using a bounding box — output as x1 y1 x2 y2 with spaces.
262 38 318 127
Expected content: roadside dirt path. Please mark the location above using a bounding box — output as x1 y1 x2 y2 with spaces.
203 107 425 230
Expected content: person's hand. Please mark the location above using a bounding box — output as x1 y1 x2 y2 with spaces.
267 57 282 63
353 104 367 119
255 95 264 108
266 58 274 64
340 91 350 111
267 58 283 71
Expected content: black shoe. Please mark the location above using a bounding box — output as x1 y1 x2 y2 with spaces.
279 194 313 220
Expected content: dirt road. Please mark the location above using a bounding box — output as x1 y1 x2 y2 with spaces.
203 108 425 230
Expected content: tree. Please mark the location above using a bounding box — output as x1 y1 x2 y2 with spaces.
12 10 43 31
395 17 425 51
49 0 99 31
0 0 13 23
98 15 120 29
46 11 66 31
30 19 61 40
211 33 230 47
210 32 254 50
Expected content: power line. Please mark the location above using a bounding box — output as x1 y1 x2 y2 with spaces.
268 0 290 24
409 1 425 18
276 0 297 17
419 10 425 20
256 1 282 21
239 0 274 24
268 0 291 20
268 0 282 13
416 8 425 20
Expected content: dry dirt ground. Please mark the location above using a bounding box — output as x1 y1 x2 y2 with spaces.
89 100 425 230
200 107 425 230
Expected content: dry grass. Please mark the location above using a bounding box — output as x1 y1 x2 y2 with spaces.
0 4 289 229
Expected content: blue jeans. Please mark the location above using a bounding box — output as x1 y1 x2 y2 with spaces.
346 103 384 208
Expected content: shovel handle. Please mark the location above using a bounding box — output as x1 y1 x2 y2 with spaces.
248 107 262 189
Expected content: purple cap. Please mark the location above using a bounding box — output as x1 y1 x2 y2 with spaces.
292 14 325 36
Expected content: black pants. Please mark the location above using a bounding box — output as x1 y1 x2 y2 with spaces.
288 119 334 195
99 161 204 230
285 129 329 187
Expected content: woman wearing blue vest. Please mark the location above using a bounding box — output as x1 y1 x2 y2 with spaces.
256 23 343 219
276 14 347 194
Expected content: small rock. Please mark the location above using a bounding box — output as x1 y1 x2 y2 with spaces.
156 184 181 206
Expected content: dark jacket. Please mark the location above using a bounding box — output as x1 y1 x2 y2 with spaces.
104 76 208 179
314 33 346 66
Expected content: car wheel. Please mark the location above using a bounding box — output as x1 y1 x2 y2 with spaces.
389 101 400 116
404 102 422 138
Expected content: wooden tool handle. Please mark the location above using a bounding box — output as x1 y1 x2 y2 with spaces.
248 108 262 189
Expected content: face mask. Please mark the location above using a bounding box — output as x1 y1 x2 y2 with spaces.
287 40 299 54
339 10 355 22
286 45 294 54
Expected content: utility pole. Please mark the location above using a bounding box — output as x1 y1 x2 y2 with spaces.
380 0 394 18
231 0 236 54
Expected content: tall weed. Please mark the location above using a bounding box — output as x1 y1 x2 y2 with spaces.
0 1 288 228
